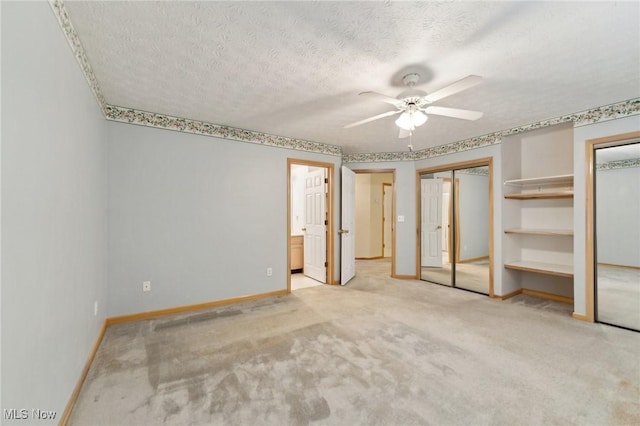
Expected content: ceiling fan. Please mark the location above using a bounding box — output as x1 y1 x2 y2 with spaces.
345 74 484 138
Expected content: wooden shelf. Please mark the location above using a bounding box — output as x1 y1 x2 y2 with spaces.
504 174 573 187
504 228 573 236
504 260 573 278
504 191 573 200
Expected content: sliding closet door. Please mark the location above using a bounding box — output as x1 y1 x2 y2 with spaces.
595 142 640 331
420 171 453 286
454 167 490 295
419 163 492 295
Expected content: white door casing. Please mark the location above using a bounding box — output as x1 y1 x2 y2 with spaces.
341 166 356 285
303 168 326 283
421 178 443 267
383 184 392 258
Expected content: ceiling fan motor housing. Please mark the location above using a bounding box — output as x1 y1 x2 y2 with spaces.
398 73 429 104
402 73 420 86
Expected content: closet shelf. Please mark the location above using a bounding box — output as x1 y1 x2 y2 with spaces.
504 260 573 278
504 228 573 236
504 191 573 200
504 174 573 187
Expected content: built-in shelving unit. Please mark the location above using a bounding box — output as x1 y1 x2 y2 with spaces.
501 123 575 306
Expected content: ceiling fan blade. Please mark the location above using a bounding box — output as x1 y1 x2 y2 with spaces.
398 128 411 139
423 75 482 103
359 91 404 107
424 106 483 121
344 110 401 129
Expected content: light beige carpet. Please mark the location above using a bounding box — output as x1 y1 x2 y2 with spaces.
70 260 640 425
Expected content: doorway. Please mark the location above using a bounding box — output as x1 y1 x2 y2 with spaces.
353 169 397 277
416 159 493 296
586 133 640 331
287 159 335 292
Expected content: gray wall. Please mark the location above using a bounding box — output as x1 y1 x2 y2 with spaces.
1 2 108 422
107 122 342 317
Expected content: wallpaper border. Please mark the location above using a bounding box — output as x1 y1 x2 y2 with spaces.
50 0 638 162
104 106 343 156
49 0 107 113
596 158 640 170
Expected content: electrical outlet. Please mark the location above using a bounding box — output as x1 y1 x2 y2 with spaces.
266 267 273 277
143 281 151 292
94 301 98 316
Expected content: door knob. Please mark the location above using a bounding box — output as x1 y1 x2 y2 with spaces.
437 225 442 229
338 229 349 234
301 228 306 231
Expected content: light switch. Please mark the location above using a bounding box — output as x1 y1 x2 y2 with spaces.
397 215 405 223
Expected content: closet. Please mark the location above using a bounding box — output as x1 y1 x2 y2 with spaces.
418 160 493 296
501 123 574 304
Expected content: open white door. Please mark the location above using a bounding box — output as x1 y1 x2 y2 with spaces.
303 168 326 283
340 166 356 285
421 178 443 267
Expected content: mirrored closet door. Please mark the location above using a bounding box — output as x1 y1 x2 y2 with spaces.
419 163 491 295
454 166 491 294
595 141 640 332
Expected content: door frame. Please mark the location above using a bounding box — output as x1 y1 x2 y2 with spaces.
353 169 397 277
416 158 494 296
287 158 336 293
382 183 393 258
584 131 640 322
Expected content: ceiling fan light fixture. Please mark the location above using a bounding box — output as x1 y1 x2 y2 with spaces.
413 110 428 126
395 112 414 130
395 110 428 130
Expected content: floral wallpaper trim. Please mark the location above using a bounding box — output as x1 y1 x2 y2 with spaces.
50 0 637 162
49 0 107 113
456 166 489 176
596 158 640 170
105 105 343 156
344 98 640 163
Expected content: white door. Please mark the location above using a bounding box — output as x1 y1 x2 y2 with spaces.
383 185 392 258
421 178 443 267
341 166 356 285
303 168 326 283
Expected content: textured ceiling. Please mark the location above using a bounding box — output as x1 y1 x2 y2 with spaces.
64 1 640 154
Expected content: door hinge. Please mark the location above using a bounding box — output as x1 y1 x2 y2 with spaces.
324 261 328 267
324 178 328 183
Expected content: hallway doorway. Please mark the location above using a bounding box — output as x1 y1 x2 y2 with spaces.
287 159 335 292
353 169 396 277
